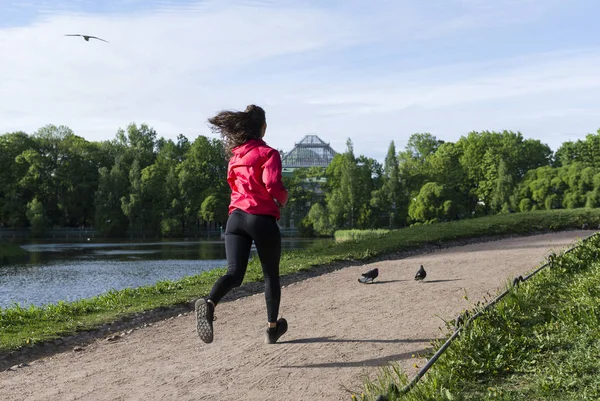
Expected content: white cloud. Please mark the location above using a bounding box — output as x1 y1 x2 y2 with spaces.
0 0 598 162
0 2 361 135
306 51 600 113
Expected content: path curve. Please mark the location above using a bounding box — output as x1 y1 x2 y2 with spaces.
0 231 592 401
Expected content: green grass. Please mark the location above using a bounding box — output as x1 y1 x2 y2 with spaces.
358 229 600 401
0 242 28 265
1 208 599 353
335 229 391 242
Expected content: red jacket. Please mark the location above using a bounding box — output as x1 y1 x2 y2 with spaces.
227 139 288 220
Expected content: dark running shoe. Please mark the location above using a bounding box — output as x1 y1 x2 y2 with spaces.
265 318 288 344
195 298 215 343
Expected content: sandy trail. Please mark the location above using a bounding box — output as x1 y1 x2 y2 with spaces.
0 231 591 401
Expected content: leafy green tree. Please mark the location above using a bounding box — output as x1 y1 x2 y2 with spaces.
561 164 584 209
585 189 600 208
178 136 228 232
200 193 229 229
408 182 447 223
371 141 406 227
26 197 48 237
355 155 381 229
520 138 553 175
516 166 564 210
55 134 105 226
490 160 515 213
116 123 158 169
325 142 354 229
137 139 185 235
95 160 130 237
157 134 191 238
281 166 326 234
527 167 559 209
514 160 600 212
519 198 533 212
404 133 445 160
121 159 144 236
11 125 110 228
14 125 70 226
457 130 551 213
100 124 159 236
427 142 473 216
325 139 375 229
161 218 182 238
553 140 579 167
0 132 35 227
545 194 561 210
554 129 600 167
307 202 332 236
398 133 443 197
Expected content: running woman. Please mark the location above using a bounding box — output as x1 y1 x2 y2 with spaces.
195 104 289 344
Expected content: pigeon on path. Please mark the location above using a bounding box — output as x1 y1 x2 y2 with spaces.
414 265 426 281
358 268 378 284
65 34 108 43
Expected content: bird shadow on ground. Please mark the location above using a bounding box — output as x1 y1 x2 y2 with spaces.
280 347 434 368
280 337 434 345
421 279 462 283
369 279 406 284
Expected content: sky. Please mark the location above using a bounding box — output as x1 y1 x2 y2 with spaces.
0 0 599 161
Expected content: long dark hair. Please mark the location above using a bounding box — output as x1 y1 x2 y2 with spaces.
207 104 266 154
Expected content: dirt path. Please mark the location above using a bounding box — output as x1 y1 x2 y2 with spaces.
0 231 592 401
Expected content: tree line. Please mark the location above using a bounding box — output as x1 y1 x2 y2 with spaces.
1 123 599 237
0 124 228 237
286 128 600 235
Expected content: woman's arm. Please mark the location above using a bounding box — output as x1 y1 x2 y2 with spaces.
262 149 288 207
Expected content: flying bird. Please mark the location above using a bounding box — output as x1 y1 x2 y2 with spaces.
414 265 426 281
64 34 108 43
358 268 378 284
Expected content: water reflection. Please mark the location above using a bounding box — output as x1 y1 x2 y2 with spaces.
0 238 332 308
0 259 222 308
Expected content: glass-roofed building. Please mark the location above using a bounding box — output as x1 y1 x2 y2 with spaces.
279 135 337 231
281 135 337 177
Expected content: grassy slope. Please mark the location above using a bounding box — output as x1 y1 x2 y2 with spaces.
360 226 600 401
1 209 599 353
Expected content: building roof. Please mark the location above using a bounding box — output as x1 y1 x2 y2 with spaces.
281 135 337 168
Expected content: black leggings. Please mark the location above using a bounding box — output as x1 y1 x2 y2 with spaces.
208 209 282 323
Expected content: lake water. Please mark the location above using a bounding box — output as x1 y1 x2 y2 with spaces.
0 238 332 309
